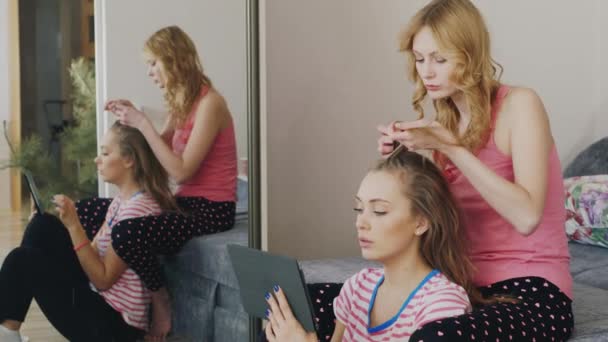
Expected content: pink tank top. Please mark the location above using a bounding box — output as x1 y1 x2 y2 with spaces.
171 86 237 202
444 85 572 299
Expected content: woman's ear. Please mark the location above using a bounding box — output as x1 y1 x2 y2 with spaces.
122 156 135 169
414 215 430 236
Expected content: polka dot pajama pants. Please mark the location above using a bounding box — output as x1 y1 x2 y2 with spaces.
76 196 236 291
307 277 574 341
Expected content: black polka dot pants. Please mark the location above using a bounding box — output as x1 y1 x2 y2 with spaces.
76 196 236 291
307 283 343 341
76 197 112 239
410 277 574 341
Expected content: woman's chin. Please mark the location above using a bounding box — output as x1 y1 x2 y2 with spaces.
427 92 448 100
99 174 113 184
361 249 380 262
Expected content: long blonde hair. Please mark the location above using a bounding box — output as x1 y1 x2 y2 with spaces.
373 148 486 305
144 25 212 128
400 0 502 157
111 122 177 211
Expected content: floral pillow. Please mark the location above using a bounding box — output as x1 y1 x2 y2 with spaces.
564 175 608 248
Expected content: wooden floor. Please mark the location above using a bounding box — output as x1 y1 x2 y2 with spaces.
0 208 67 342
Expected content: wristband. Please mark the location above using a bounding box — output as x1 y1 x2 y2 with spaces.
74 240 89 252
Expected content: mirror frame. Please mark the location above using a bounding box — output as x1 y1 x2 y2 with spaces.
246 0 262 340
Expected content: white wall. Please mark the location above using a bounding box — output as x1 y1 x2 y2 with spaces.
262 0 416 258
472 0 607 165
594 0 608 142
0 0 14 210
0 0 10 209
96 0 247 195
262 0 608 259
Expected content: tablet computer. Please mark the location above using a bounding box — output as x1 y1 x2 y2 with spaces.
22 169 44 214
3 120 44 214
227 244 316 332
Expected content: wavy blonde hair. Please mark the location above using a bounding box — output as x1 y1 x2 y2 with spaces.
144 25 212 128
399 0 502 158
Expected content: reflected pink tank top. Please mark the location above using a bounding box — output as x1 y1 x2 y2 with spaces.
171 86 237 202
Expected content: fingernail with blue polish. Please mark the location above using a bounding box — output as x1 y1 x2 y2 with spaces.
273 285 279 292
265 292 271 300
265 308 270 317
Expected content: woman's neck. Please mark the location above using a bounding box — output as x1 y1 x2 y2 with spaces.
116 179 143 200
381 247 432 290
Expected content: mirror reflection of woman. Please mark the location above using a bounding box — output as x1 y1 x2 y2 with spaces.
79 25 238 341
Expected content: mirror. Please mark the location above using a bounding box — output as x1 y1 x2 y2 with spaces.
94 0 260 341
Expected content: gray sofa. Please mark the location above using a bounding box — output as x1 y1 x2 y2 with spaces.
163 178 250 342
165 139 608 341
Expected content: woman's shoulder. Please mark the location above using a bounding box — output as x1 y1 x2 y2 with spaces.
346 268 383 288
493 85 550 143
499 85 547 121
121 193 162 218
420 272 470 304
414 273 472 325
429 271 463 285
195 87 232 126
198 88 229 115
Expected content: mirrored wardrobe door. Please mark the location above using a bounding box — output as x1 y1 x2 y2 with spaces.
94 1 255 341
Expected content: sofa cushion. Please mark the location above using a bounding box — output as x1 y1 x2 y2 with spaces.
569 242 608 290
165 266 248 342
300 257 378 283
213 306 248 342
570 283 608 341
164 217 247 288
163 218 249 342
563 137 608 178
564 175 608 248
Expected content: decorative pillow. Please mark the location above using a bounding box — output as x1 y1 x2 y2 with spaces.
564 175 608 248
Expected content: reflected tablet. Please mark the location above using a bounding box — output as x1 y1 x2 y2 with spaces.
227 244 316 332
3 121 44 214
23 169 43 214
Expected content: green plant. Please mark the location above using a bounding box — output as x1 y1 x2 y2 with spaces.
1 57 98 211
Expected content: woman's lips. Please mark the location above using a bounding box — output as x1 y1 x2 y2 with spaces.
359 238 373 248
